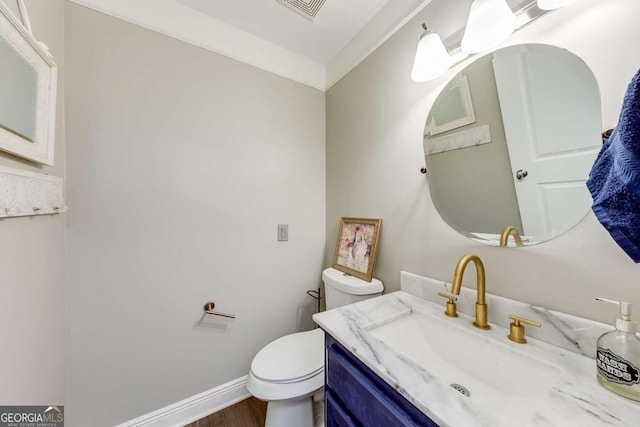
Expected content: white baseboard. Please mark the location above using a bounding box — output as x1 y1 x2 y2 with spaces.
116 375 250 427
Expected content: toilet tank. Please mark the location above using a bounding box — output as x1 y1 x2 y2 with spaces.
322 268 384 310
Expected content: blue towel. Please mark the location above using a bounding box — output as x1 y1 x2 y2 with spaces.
587 69 640 262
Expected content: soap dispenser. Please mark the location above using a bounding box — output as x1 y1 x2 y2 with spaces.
595 297 640 401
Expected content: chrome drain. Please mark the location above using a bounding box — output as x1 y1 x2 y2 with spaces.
450 383 470 397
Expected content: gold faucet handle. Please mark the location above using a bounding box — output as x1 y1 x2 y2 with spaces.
437 292 458 318
508 314 541 344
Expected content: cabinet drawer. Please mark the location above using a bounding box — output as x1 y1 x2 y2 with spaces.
327 342 437 427
326 390 359 427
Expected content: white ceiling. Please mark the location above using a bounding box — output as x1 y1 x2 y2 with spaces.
176 0 389 65
67 0 433 90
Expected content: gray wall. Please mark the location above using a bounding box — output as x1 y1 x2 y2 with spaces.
425 54 521 234
65 3 325 426
326 0 640 322
0 0 65 406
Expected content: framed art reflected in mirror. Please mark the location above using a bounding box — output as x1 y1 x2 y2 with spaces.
425 74 475 136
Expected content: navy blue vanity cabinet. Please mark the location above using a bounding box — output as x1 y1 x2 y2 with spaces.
325 334 438 427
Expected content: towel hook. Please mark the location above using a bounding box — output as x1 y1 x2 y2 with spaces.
203 301 236 319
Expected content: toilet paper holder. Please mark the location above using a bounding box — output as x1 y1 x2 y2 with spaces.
203 301 236 319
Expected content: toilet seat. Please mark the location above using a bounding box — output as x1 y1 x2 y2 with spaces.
247 328 325 400
252 365 323 384
251 328 324 382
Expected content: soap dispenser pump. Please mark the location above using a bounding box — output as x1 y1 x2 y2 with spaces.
595 297 640 401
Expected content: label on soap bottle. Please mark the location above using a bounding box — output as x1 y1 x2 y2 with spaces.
597 348 640 385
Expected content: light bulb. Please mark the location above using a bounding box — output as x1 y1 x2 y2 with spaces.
461 0 518 54
411 29 452 82
537 0 579 10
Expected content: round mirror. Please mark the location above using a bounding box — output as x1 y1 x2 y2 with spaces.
423 44 602 246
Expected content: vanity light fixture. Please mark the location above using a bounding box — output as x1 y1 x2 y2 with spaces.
410 24 452 82
411 0 582 83
461 0 518 54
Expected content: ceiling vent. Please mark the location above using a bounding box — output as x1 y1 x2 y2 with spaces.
276 0 326 21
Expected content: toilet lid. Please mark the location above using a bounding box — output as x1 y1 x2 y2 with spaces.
251 328 325 383
322 268 383 295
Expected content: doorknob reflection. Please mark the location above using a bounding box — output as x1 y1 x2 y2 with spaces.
516 169 528 180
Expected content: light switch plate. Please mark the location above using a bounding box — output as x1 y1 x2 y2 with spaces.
278 224 288 241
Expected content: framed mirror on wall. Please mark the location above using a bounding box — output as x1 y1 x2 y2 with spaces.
0 2 57 166
425 74 476 136
423 44 602 246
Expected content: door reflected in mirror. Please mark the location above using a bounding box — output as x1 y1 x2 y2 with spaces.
423 44 601 246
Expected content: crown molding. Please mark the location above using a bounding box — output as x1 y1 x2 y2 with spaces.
67 0 326 90
326 0 433 89
67 0 432 91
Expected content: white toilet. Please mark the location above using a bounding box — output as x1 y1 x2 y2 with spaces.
247 267 383 427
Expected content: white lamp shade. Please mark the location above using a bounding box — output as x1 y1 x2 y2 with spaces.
461 0 518 54
537 0 578 10
411 32 452 82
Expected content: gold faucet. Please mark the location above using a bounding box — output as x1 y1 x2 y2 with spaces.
451 254 490 330
499 226 523 247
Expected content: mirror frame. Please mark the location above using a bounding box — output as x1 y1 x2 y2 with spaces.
0 2 57 166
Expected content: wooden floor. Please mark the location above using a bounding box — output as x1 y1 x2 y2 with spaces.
185 397 267 427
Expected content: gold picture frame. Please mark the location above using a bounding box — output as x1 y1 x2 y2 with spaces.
332 217 382 282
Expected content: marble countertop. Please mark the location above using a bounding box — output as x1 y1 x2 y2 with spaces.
313 272 640 427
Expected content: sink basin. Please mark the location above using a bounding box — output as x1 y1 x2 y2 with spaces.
367 307 562 426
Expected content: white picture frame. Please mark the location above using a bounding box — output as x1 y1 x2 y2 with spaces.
425 74 475 136
0 2 57 165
